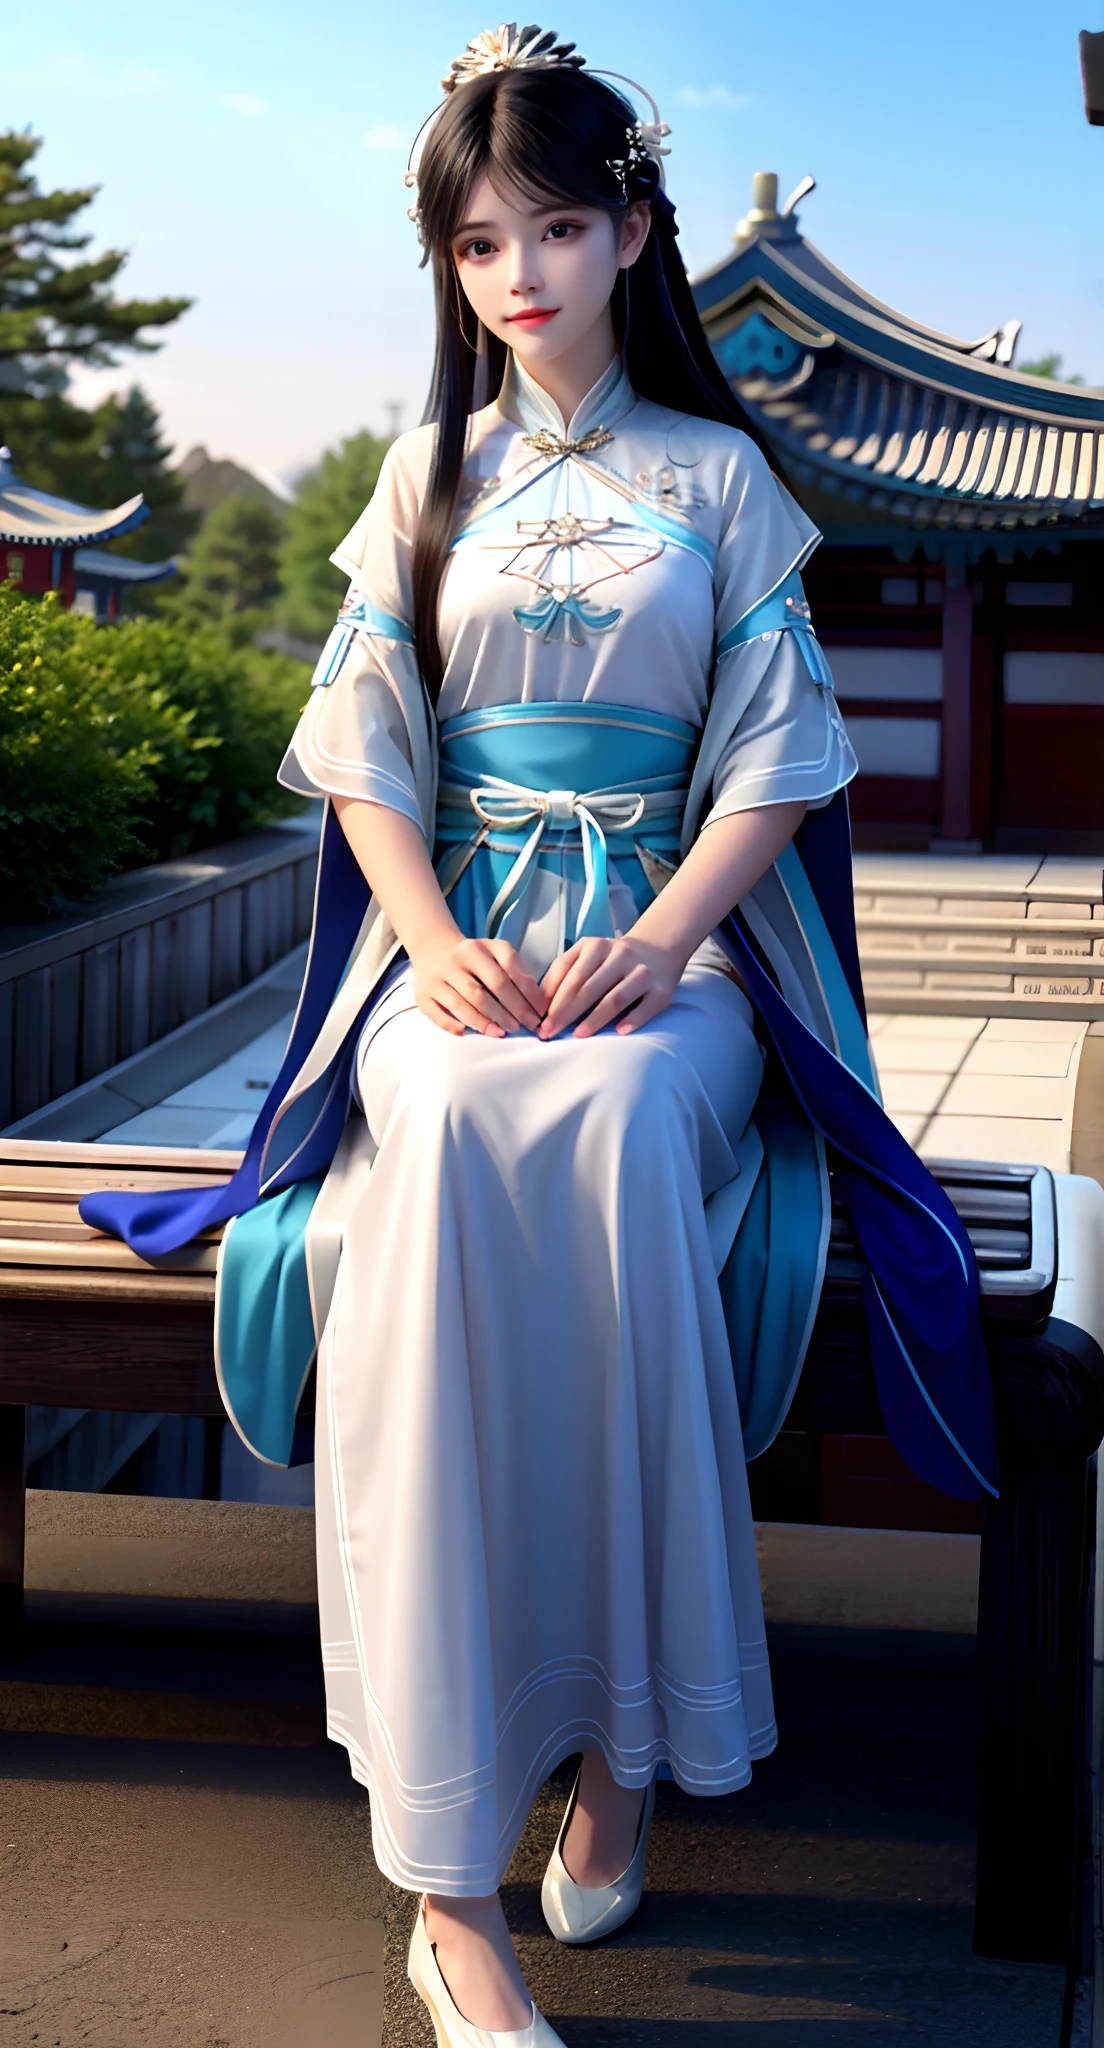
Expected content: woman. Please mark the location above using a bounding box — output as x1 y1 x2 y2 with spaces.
82 24 997 2046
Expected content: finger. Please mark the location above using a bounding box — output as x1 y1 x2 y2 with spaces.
475 951 543 1030
572 968 651 1039
449 970 518 1035
419 995 465 1037
488 942 548 1018
540 957 625 1037
614 986 672 1035
540 944 584 1000
445 985 506 1037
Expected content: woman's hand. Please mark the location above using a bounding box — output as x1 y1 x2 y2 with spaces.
538 933 685 1040
410 931 547 1039
331 800 545 1041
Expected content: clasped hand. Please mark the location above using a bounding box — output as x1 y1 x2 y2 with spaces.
411 929 683 1041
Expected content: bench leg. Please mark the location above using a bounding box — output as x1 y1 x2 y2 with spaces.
0 1404 25 1642
973 1320 1103 1968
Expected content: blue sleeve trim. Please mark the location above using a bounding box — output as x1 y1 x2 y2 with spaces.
310 599 415 690
348 595 414 645
716 569 835 687
310 622 354 690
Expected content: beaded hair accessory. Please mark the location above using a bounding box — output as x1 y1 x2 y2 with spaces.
404 22 672 243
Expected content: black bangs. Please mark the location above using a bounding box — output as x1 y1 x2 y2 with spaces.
416 68 638 251
408 63 780 705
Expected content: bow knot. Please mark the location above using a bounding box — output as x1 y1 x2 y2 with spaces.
466 776 646 942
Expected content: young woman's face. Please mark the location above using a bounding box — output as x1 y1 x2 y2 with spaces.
452 172 650 375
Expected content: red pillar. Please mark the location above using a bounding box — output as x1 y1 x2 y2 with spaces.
941 561 974 842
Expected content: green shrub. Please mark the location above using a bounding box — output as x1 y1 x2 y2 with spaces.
0 584 310 919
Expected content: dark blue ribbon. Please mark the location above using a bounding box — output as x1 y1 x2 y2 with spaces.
78 805 371 1258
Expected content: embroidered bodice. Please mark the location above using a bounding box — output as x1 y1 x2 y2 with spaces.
279 354 856 840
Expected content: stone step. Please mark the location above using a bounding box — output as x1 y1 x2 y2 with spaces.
852 854 1104 1018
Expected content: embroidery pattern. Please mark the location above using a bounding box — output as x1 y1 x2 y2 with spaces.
498 510 663 644
521 424 614 460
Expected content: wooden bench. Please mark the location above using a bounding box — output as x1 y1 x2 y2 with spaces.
0 1138 1100 1980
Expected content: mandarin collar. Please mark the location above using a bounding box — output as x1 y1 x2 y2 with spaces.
499 352 636 441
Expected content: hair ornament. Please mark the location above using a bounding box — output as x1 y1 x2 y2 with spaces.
442 23 586 92
404 23 672 244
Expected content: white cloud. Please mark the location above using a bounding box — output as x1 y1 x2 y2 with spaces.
677 85 753 111
363 124 404 151
216 91 270 119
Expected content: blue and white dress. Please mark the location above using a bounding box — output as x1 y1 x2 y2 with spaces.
276 356 856 1894
82 352 997 1896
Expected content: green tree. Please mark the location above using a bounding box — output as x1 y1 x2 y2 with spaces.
36 385 197 564
277 430 390 641
0 130 192 532
1018 351 1084 384
173 495 286 626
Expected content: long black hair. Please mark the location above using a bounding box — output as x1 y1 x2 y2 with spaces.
411 56 773 700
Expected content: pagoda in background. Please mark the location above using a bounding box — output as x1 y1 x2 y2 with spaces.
694 176 1104 854
0 449 175 620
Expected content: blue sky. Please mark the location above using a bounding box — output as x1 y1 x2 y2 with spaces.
3 0 1102 485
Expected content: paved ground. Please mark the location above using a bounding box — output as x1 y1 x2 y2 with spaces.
0 1605 1070 2047
0 1598 387 2048
429 1630 1064 2046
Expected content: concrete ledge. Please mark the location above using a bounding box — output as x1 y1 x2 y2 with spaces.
25 1495 979 1633
756 1520 980 1634
25 1490 318 1605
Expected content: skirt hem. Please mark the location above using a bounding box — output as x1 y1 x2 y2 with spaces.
327 1713 779 1896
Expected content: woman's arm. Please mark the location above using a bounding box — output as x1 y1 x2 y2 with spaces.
332 795 546 1038
539 799 806 1039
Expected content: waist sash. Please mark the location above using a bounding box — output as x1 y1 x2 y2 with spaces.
435 701 695 942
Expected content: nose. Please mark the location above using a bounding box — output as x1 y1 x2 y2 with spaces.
508 239 545 299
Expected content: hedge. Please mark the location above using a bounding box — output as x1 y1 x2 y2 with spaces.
0 583 310 920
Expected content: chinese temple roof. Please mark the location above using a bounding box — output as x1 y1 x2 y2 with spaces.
692 176 1104 537
0 447 148 548
73 548 176 588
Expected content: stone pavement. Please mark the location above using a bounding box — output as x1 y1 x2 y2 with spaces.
0 1552 1068 2044
0 1615 388 2047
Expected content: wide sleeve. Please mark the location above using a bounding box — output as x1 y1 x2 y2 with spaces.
277 433 432 831
681 435 857 850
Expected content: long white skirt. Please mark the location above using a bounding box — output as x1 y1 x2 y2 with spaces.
314 959 776 1895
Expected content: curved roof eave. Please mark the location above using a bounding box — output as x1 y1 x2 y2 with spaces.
0 491 150 547
695 239 1104 425
73 549 177 584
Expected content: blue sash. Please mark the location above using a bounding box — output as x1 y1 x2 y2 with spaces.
80 701 996 1503
435 700 694 941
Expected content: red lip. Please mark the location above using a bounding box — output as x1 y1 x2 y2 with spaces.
507 308 558 327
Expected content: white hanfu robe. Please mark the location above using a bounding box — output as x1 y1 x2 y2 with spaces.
278 355 857 1895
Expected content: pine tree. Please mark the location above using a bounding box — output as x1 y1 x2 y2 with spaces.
0 130 192 549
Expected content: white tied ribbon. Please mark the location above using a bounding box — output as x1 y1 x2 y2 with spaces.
468 775 646 940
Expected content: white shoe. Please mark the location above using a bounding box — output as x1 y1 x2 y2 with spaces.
541 1772 656 1945
407 1895 566 2047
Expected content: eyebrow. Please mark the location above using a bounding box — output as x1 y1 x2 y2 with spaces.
453 202 580 236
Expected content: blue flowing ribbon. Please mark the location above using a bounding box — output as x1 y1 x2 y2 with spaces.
78 805 372 1258
714 907 997 1503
